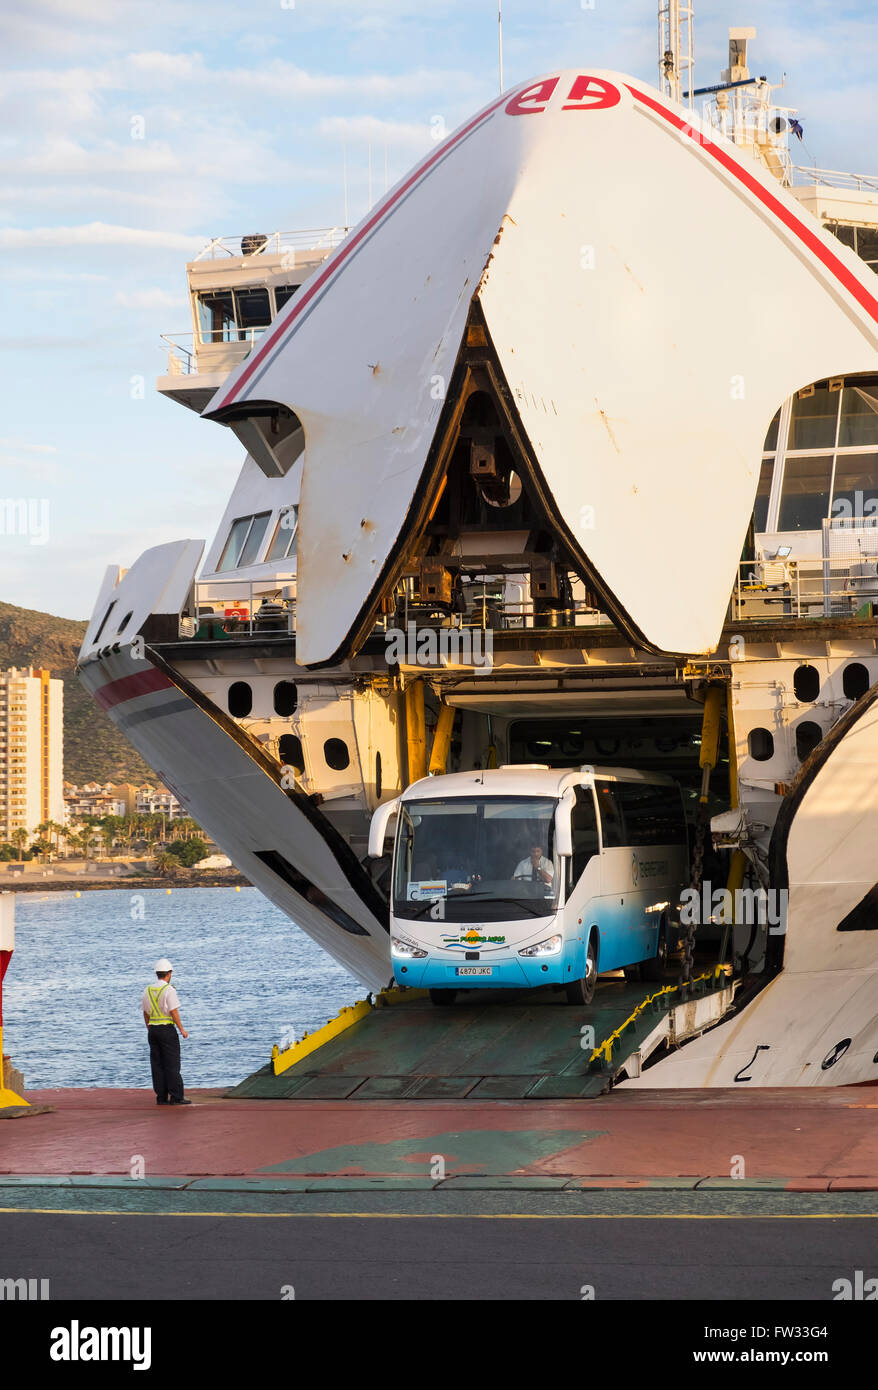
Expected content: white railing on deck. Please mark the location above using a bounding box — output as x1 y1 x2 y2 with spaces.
790 165 878 193
193 229 348 261
732 555 878 621
189 579 297 639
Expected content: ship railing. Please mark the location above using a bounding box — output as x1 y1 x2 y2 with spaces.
185 578 297 640
193 228 348 261
161 334 196 375
731 553 878 622
385 574 606 633
790 165 878 193
161 330 266 377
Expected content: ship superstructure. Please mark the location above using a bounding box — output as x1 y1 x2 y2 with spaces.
77 24 878 1086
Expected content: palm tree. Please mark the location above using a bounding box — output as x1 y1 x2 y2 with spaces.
45 820 65 856
10 827 28 863
154 851 181 879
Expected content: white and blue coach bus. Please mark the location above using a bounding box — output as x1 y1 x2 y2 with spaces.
369 765 689 1005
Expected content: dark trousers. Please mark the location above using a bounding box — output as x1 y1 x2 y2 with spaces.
148 1024 184 1102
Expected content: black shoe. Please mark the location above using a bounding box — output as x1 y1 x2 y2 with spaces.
156 1098 168 1105
169 1098 192 1106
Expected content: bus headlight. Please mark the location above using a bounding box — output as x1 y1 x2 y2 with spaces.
391 935 428 959
518 934 563 957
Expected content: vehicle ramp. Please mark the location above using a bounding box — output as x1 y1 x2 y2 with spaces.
229 969 733 1101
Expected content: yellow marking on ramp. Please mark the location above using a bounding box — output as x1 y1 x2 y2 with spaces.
1 1208 877 1221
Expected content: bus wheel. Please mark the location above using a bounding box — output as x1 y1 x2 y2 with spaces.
565 935 597 1006
429 989 456 1006
641 921 669 982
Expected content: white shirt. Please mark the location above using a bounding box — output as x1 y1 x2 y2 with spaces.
513 856 554 881
141 980 179 1021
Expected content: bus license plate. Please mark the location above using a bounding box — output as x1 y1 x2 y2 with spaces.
456 966 492 976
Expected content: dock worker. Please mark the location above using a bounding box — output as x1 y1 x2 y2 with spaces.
513 843 554 886
142 958 191 1106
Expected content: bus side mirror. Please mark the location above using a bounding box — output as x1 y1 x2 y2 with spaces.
554 795 573 858
368 796 400 858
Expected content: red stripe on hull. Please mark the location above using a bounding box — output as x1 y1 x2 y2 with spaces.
92 666 175 711
625 83 878 325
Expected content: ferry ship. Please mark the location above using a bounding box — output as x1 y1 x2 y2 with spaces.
78 18 878 1089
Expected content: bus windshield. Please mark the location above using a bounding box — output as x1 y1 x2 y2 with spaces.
393 796 560 923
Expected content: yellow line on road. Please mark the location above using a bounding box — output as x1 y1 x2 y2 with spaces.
1 1207 876 1221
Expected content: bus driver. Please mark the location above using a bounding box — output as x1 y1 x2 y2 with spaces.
513 844 554 886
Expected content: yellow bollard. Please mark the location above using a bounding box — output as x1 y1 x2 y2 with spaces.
405 680 428 784
428 702 456 776
698 685 725 804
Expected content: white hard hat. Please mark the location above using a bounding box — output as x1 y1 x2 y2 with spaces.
154 957 173 973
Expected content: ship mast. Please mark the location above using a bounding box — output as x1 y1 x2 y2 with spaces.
658 0 694 108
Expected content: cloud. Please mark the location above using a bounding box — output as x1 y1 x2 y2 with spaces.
0 223 206 251
318 115 434 151
113 288 188 310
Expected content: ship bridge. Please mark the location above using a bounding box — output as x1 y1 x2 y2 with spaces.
156 228 346 414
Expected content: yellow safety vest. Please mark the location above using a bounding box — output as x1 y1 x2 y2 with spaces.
147 983 174 1025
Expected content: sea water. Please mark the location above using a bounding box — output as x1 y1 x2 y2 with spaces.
2 887 361 1088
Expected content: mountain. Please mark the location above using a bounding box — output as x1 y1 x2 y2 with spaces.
0 600 153 785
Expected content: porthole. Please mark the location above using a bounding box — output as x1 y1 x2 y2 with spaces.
843 662 870 701
228 681 253 718
748 727 774 762
795 720 822 762
375 751 382 800
793 664 820 703
116 611 133 635
278 733 304 775
324 737 350 771
273 680 298 716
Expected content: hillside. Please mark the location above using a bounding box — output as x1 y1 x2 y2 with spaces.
0 600 153 785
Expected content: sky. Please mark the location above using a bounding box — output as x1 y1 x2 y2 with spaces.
2 0 877 621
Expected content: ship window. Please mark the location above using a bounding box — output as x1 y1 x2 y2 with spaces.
763 410 781 452
754 458 774 532
238 512 270 567
228 681 253 718
795 720 822 762
274 284 300 312
793 664 820 702
827 222 878 270
748 727 774 761
375 751 382 800
858 227 878 269
830 452 878 518
91 600 116 645
828 222 857 251
789 387 839 451
838 389 878 449
843 662 870 701
234 287 272 333
324 738 350 771
116 611 133 635
267 506 298 561
777 456 832 531
273 681 297 716
278 733 304 774
197 290 236 344
217 512 271 572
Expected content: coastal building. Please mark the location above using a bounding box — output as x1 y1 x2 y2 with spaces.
63 782 184 821
0 667 64 841
133 785 186 820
